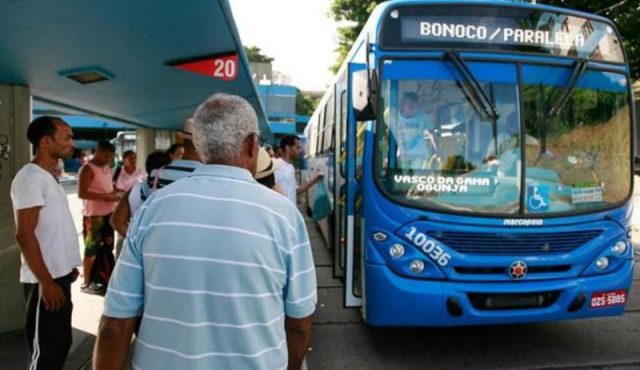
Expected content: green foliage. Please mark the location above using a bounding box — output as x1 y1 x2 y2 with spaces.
329 0 386 73
244 46 274 63
329 0 640 79
296 93 319 116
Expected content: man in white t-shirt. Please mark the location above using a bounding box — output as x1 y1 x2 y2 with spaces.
10 116 82 370
274 135 322 204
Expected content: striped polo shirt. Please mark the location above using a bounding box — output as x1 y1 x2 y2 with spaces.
104 164 317 370
156 159 202 190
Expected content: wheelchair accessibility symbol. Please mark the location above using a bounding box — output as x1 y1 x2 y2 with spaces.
527 186 549 211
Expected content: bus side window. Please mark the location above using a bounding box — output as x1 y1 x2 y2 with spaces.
308 117 317 156
317 107 325 156
323 92 335 153
340 90 348 176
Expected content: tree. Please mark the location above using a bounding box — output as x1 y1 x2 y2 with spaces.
244 46 274 63
329 0 385 73
329 0 640 79
296 92 319 116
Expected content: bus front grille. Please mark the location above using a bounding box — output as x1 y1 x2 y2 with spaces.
468 291 561 310
428 230 602 255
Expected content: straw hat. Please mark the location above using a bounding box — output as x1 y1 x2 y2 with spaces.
255 147 279 180
180 118 194 140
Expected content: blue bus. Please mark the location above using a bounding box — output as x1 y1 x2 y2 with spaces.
304 0 635 326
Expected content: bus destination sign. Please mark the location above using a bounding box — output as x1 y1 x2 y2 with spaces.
409 18 587 49
402 16 596 48
381 6 624 63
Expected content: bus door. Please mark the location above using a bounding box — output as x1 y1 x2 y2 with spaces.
342 62 367 307
333 74 348 279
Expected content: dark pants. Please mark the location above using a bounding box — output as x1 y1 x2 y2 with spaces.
23 272 73 370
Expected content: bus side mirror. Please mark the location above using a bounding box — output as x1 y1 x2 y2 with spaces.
352 70 378 121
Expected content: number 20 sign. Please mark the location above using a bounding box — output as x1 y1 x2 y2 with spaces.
171 53 238 82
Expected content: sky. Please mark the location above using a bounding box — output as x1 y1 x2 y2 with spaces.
228 0 340 92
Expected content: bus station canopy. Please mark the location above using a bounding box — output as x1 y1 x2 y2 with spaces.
0 0 270 137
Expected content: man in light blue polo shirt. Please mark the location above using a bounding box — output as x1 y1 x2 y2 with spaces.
94 94 316 370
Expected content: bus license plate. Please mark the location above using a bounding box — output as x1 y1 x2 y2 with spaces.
590 290 627 308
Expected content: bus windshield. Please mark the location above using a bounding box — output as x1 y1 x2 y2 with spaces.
375 59 632 215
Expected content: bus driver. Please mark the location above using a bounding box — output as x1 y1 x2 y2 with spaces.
395 92 435 169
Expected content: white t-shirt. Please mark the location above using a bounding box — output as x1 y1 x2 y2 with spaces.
274 158 297 204
10 163 82 283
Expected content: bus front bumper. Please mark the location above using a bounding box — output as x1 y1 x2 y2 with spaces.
363 260 634 327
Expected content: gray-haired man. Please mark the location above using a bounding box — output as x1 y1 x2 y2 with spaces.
94 94 316 370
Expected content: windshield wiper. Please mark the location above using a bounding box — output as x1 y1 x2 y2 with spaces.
546 60 588 118
446 50 499 122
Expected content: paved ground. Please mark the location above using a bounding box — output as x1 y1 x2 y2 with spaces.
305 181 640 370
306 225 640 369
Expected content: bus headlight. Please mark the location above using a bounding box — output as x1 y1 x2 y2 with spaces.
409 259 425 274
389 244 405 259
595 257 609 270
612 241 628 256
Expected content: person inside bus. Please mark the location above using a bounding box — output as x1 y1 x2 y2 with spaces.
395 92 435 169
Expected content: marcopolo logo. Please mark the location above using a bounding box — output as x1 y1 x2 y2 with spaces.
503 219 543 226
